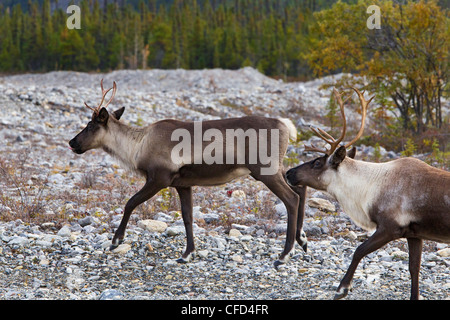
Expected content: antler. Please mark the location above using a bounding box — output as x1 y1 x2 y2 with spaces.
84 79 117 115
343 87 374 148
304 88 351 155
304 87 374 155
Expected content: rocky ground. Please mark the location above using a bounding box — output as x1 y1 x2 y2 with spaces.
0 68 448 300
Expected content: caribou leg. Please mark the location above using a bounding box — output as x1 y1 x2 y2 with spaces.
252 171 300 268
110 178 162 250
334 228 393 299
407 237 423 300
175 186 195 263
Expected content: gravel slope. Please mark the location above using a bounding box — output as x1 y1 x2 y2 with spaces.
0 68 448 300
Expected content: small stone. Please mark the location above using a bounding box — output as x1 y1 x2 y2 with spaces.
298 268 309 273
392 250 409 260
240 235 253 242
231 190 246 200
8 236 29 247
229 229 242 237
308 198 336 212
99 289 124 300
198 250 209 259
232 255 243 263
78 216 92 227
138 219 168 233
111 243 132 254
165 225 185 236
345 231 358 241
437 248 450 257
41 222 55 229
57 225 72 238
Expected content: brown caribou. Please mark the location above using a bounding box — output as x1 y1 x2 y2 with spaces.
286 87 450 299
69 80 307 265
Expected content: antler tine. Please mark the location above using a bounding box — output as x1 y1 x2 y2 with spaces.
304 142 330 155
326 88 351 154
84 102 97 113
344 87 374 148
304 125 333 155
84 79 116 115
102 81 117 110
310 127 335 145
303 88 352 156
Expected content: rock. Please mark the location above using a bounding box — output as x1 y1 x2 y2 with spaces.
230 190 246 200
229 229 242 238
78 216 92 227
274 202 287 218
154 212 173 223
165 225 185 236
41 222 55 229
203 213 220 223
112 243 132 254
437 248 450 257
99 289 124 300
307 198 336 212
213 237 227 250
231 224 249 232
392 250 409 260
138 219 168 233
198 250 209 259
47 173 65 184
344 231 358 241
232 255 243 263
240 235 253 242
36 240 53 248
193 206 203 219
8 236 29 247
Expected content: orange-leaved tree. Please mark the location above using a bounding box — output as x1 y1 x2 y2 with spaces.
305 0 449 136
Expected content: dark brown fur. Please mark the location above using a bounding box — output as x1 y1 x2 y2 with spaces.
70 107 307 265
287 146 450 299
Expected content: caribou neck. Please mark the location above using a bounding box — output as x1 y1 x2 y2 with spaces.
102 119 148 174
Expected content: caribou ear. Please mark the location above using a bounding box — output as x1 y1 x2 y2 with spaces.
96 107 109 124
112 107 125 120
347 146 356 159
329 146 347 168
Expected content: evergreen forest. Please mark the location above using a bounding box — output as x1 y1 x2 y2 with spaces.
0 0 448 142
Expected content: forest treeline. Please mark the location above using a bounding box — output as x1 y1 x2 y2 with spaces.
0 0 448 144
0 0 344 78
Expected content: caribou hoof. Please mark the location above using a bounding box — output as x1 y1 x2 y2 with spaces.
176 257 189 264
302 243 308 253
333 288 349 300
176 252 193 264
273 260 285 270
109 239 124 251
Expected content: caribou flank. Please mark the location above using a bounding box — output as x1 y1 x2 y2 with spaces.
286 87 450 300
69 80 307 265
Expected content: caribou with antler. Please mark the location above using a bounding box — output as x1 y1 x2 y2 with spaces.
69 80 308 265
286 87 450 300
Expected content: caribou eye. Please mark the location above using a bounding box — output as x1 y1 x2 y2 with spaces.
313 160 322 169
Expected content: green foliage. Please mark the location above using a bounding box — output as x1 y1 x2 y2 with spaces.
325 93 339 130
401 138 417 157
305 0 449 135
0 0 326 78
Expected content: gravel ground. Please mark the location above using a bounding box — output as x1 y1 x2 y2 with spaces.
0 68 448 301
0 217 449 300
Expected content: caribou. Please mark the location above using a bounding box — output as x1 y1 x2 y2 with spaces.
286 87 450 300
69 80 307 265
